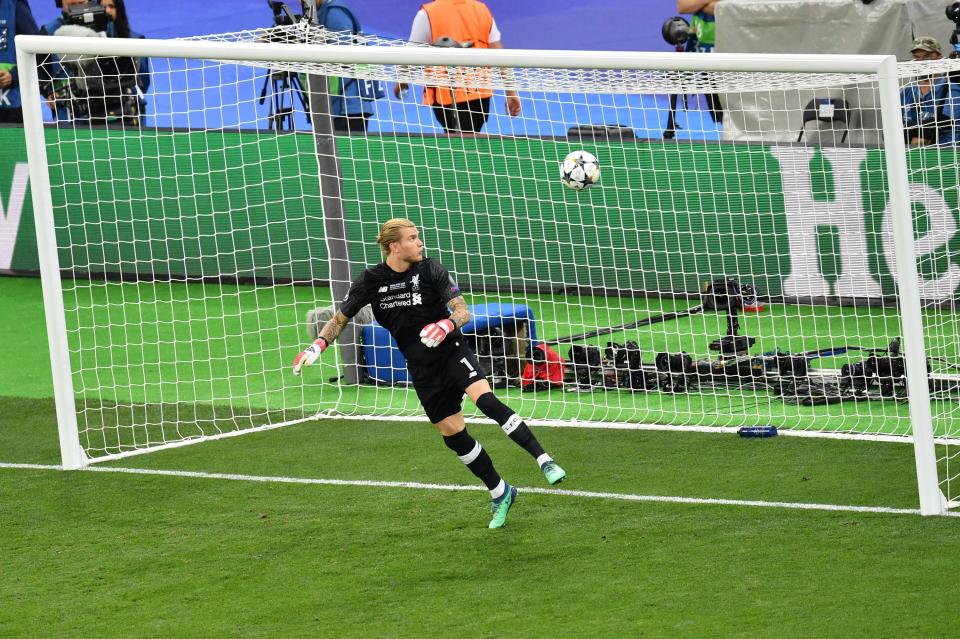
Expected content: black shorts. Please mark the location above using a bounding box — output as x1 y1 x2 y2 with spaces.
431 97 491 134
410 347 487 423
332 113 370 133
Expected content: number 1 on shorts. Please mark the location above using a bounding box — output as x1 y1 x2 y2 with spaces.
461 357 478 379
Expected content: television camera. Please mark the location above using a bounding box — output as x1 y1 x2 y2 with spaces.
50 1 141 123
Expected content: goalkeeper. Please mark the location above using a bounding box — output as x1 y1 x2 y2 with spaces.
293 218 566 529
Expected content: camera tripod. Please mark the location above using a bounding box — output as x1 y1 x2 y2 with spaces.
256 0 319 130
663 92 724 140
660 16 723 140
258 69 310 131
662 40 724 140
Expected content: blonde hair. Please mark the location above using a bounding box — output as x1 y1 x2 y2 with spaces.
376 218 417 258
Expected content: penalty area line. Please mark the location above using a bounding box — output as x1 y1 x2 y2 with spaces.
0 461 947 517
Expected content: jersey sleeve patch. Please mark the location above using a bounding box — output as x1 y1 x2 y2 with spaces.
447 274 461 297
428 259 461 302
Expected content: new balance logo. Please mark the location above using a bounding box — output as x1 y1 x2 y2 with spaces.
378 286 388 293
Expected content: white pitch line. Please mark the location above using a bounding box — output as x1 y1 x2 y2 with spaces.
2 461 952 517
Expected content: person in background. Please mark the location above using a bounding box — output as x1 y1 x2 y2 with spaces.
393 0 521 134
0 0 41 124
316 0 377 133
101 0 150 114
678 0 722 122
40 0 149 124
677 0 719 53
901 37 951 146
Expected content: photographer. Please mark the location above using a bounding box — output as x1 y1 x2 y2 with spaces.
677 0 719 53
0 0 41 124
672 1 723 125
901 37 952 146
39 0 149 124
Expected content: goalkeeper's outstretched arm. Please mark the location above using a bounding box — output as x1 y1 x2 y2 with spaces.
292 310 351 375
318 310 351 345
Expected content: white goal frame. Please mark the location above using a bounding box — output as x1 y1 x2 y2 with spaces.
13 35 942 515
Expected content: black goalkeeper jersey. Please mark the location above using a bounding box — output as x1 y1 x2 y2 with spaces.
339 258 464 366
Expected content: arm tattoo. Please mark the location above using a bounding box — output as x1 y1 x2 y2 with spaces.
318 311 350 344
447 296 470 329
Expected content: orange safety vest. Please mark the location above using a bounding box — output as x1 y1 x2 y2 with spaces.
421 0 496 106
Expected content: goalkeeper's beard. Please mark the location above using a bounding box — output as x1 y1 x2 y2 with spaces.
400 248 424 265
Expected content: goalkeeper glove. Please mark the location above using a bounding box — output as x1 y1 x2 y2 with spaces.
292 337 328 376
420 319 455 348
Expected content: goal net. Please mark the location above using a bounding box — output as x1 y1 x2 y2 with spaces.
14 26 959 514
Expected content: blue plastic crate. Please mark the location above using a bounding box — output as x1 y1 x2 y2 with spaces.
360 303 538 384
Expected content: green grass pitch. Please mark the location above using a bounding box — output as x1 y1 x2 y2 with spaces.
20 272 957 459
3 275 960 637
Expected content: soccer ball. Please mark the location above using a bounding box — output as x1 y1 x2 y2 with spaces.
560 150 600 190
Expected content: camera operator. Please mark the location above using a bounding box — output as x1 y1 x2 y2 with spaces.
0 0 42 124
677 0 720 53
39 0 149 125
101 0 149 111
313 0 378 133
901 37 952 146
672 1 723 125
39 0 91 120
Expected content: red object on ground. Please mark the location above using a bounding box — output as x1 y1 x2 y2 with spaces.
521 343 566 387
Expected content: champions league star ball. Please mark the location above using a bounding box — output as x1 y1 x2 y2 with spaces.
560 150 600 190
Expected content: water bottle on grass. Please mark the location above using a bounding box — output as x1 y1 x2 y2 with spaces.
738 425 778 438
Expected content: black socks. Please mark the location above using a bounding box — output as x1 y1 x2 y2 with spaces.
442 428 502 491
475 392 546 460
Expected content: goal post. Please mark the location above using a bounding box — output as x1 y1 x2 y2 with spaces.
12 32 952 514
874 55 940 515
15 43 85 470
